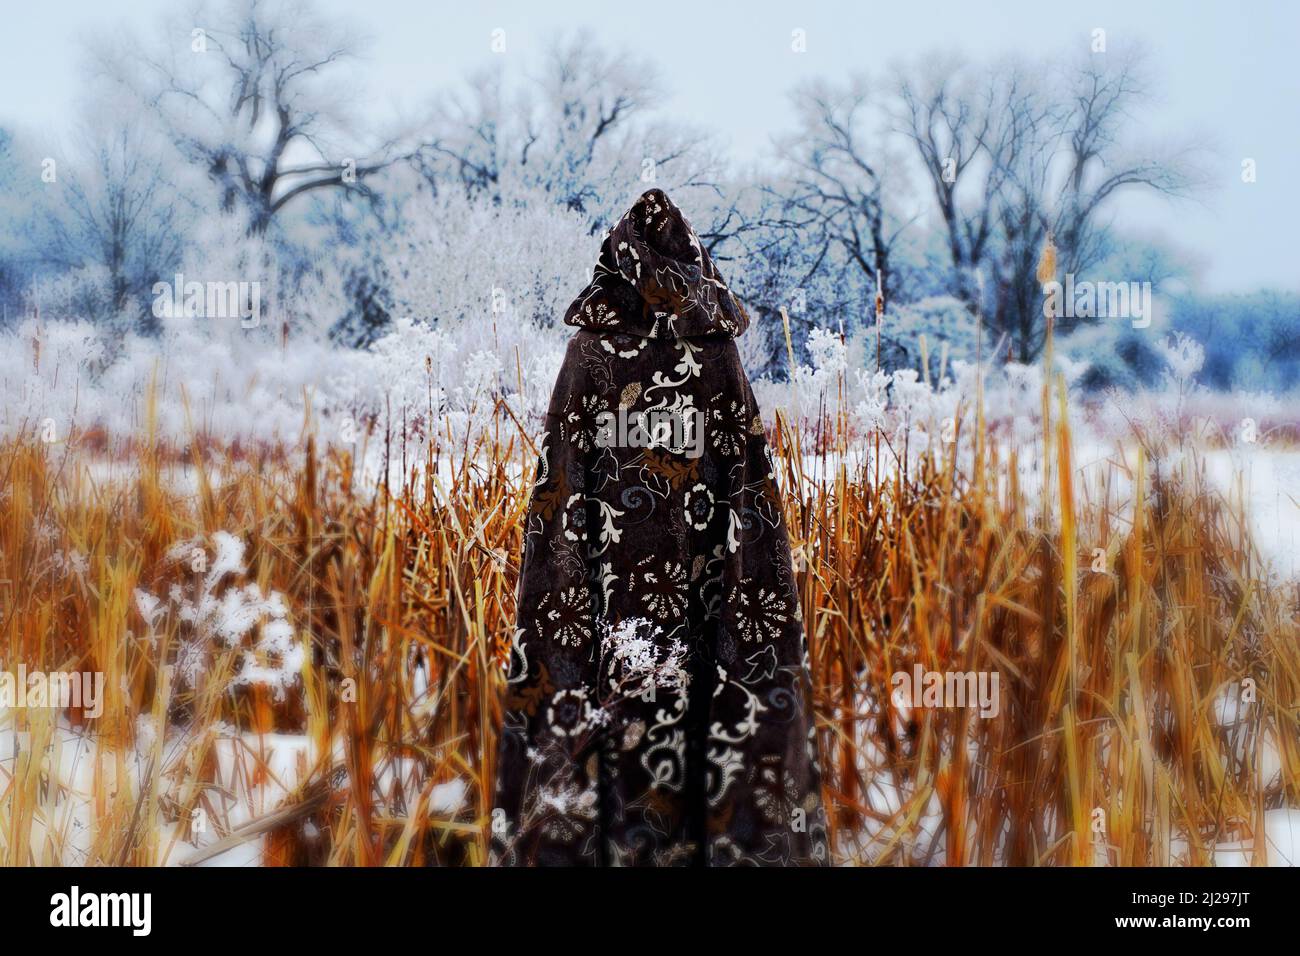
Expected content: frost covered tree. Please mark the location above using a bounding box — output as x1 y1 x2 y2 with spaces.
896 56 1026 308
414 33 724 234
0 127 38 321
319 31 735 346
896 49 1204 361
775 78 911 310
39 116 186 330
94 0 416 235
0 119 177 329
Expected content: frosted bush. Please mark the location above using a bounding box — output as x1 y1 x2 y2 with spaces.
1 306 568 451
1158 332 1206 391
0 319 106 438
807 327 848 377
379 188 591 338
852 368 891 432
753 323 1076 444
886 295 982 364
1 292 1273 480
135 532 304 700
0 188 581 450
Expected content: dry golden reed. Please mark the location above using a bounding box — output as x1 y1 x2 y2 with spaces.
1 380 1296 866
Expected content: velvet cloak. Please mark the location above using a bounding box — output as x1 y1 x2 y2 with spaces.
491 189 828 866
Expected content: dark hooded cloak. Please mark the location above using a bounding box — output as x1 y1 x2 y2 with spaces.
492 189 828 866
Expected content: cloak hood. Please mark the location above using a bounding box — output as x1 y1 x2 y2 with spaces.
563 189 750 339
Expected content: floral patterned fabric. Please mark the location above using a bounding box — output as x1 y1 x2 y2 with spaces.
491 189 828 866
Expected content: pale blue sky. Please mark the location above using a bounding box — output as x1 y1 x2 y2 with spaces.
2 0 1296 292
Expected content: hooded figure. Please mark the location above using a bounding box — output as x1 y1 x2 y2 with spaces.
492 189 828 866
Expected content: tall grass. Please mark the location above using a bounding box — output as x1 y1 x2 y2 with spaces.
1 374 1296 865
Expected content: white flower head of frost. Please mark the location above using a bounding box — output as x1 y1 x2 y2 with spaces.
133 531 304 699
599 617 689 702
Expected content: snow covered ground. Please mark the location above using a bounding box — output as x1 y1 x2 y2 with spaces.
841 686 1300 866
1203 448 1300 579
0 715 466 866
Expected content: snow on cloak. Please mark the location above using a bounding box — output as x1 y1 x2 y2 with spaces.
491 189 829 866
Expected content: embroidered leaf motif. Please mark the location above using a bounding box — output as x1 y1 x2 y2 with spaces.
643 448 699 490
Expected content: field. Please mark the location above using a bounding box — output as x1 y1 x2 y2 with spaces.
2 352 1297 867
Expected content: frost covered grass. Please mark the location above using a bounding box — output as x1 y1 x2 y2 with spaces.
5 312 1295 464
0 313 563 456
0 320 1297 866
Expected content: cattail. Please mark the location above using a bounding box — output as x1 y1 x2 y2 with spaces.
873 269 886 370
1036 232 1057 286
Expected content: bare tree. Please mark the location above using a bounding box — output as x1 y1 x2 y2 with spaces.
531 34 656 216
1049 51 1200 277
777 78 911 307
897 48 1202 360
96 0 412 234
416 33 722 234
897 57 1038 306
44 120 185 326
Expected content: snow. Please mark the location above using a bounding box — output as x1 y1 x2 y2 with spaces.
1210 810 1300 867
1203 448 1300 579
0 717 468 866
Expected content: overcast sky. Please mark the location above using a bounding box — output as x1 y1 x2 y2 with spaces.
3 0 1296 293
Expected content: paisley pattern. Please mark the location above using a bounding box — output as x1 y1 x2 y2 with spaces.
492 189 828 866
